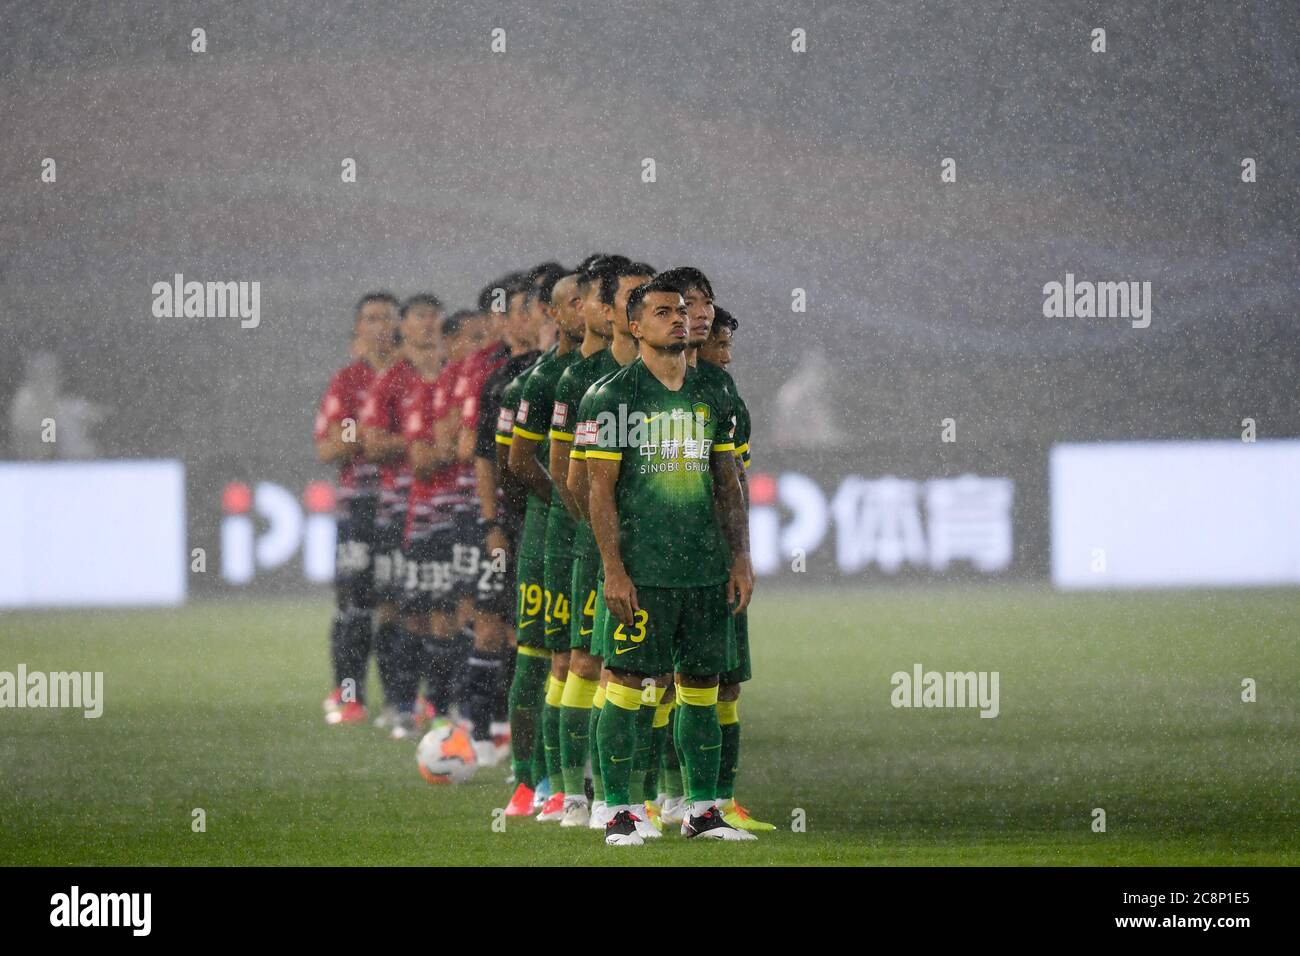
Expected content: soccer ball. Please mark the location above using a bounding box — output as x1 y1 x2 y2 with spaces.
416 720 477 784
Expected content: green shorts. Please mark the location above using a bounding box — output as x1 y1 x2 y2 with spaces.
542 550 574 652
719 609 751 685
514 497 550 649
598 583 737 678
569 549 601 654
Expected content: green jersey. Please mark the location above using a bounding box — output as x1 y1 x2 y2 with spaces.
693 360 750 470
513 347 579 473
495 345 553 451
554 349 624 560
733 393 752 469
581 357 737 589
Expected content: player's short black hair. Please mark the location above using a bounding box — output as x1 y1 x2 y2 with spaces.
354 291 400 319
531 262 569 304
574 254 632 291
626 274 686 327
400 293 444 319
599 260 656 306
442 309 478 338
655 267 713 301
711 305 739 335
479 273 530 314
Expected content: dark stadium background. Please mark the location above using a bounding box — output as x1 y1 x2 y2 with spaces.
1 0 1296 590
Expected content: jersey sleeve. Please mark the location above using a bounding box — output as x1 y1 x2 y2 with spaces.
359 368 393 431
402 383 435 446
569 384 601 461
584 383 624 462
495 374 526 449
474 374 503 459
732 391 752 468
548 366 582 444
710 382 737 456
512 364 553 442
314 369 350 441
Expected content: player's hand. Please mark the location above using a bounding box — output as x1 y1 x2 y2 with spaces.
603 567 639 627
485 526 508 564
727 554 754 615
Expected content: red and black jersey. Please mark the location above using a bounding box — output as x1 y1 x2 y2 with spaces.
360 358 422 523
403 365 462 540
314 359 380 498
453 341 510 509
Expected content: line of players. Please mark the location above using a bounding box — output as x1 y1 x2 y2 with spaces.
314 256 774 844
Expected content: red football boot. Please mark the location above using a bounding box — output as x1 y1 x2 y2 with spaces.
504 783 535 816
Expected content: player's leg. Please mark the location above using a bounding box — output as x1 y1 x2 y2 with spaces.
327 494 376 724
392 531 437 740
716 609 774 830
463 524 512 766
642 676 673 828
559 556 600 827
418 523 461 731
657 684 686 824
598 587 677 845
674 584 753 840
371 518 407 728
536 542 575 821
505 501 551 814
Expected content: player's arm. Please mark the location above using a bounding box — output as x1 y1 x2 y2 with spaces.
457 388 482 464
549 438 580 519
587 456 637 626
410 436 439 479
711 450 754 615
566 453 589 520
360 393 407 462
315 381 359 463
508 430 552 503
316 420 358 464
429 408 459 465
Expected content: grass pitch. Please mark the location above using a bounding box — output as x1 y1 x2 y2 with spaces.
2 586 1297 866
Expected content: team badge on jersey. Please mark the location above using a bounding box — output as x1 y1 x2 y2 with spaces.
552 402 569 428
517 399 530 423
496 407 515 432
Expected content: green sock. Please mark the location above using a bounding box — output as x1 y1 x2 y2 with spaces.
531 711 547 789
589 699 605 802
628 704 655 805
597 684 642 806
507 652 549 787
646 722 666 798
661 707 683 798
559 673 598 798
541 675 565 791
542 701 562 791
674 695 721 804
717 720 740 800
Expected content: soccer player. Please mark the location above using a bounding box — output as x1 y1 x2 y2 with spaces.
402 312 478 737
695 305 774 831
582 276 755 845
315 292 398 725
549 258 654 828
360 293 444 736
503 270 586 817
495 280 565 815
462 275 546 764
